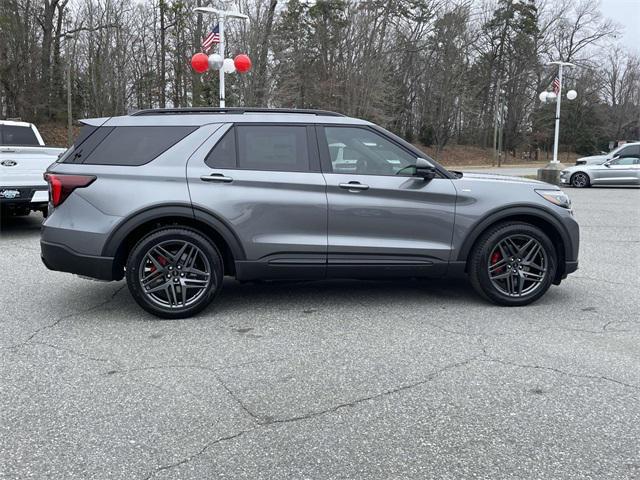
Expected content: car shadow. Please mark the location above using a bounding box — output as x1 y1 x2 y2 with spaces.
0 212 43 236
207 277 483 317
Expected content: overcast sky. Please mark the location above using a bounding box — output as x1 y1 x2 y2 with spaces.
599 0 640 54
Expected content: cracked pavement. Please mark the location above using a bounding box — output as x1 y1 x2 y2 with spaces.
1 187 639 479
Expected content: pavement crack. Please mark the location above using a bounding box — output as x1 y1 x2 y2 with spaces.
141 356 480 478
4 284 126 351
28 341 121 365
482 357 640 391
262 355 480 426
143 429 252 480
215 375 263 423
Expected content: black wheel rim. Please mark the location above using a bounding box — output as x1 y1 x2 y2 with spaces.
138 240 212 309
573 173 587 187
487 234 547 297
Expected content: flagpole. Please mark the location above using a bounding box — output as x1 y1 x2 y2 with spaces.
548 61 574 164
536 60 575 184
219 17 225 108
194 7 249 108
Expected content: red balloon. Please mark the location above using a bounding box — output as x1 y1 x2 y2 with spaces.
191 53 209 73
234 54 252 73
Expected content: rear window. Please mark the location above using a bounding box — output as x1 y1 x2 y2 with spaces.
61 125 196 166
236 125 309 172
0 125 39 146
59 126 114 164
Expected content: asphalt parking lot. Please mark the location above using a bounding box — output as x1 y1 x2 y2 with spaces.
1 185 639 479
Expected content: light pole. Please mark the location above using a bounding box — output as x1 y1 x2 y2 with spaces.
537 61 577 184
547 61 574 164
194 7 249 108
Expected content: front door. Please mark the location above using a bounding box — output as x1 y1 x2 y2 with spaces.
591 157 640 185
187 123 328 280
317 125 457 278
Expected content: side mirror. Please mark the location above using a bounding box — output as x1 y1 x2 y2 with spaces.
604 161 611 167
415 157 436 181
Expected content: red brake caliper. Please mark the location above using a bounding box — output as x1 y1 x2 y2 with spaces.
490 251 503 272
149 255 168 273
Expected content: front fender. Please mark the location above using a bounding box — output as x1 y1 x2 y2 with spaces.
455 204 578 263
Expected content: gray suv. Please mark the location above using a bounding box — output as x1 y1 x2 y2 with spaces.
41 108 579 318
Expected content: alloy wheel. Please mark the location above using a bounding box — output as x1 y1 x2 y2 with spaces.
138 240 212 309
572 173 588 187
487 234 547 297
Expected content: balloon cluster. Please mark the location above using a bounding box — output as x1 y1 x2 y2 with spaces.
191 53 251 74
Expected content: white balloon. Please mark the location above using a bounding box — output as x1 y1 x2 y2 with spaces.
539 91 548 102
566 89 577 100
208 53 223 70
546 91 557 100
222 58 236 74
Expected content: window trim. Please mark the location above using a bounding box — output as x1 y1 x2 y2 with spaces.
316 124 452 179
203 123 321 173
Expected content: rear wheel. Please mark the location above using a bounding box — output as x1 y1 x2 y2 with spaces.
125 228 223 319
469 222 557 306
570 172 590 188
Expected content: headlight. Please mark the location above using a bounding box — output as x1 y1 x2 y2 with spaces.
536 189 572 209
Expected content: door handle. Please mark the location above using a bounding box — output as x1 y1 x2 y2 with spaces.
201 173 233 183
339 182 369 191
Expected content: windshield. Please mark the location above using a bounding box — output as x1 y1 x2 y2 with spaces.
0 125 40 146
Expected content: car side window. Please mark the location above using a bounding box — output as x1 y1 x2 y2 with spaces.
610 157 638 166
236 125 309 172
205 128 236 168
80 126 196 166
323 127 416 176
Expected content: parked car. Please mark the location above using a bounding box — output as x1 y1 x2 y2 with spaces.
575 141 640 166
40 108 579 318
0 120 66 217
561 156 640 187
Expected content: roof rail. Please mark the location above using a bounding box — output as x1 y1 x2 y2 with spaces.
130 107 345 117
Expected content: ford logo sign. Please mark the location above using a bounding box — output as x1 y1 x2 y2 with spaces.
0 189 21 199
1 160 17 167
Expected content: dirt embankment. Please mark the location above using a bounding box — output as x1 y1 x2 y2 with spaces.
37 123 80 148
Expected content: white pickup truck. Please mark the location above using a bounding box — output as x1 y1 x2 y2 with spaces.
0 120 66 217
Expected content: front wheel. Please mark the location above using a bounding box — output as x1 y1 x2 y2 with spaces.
125 228 223 319
468 222 557 306
571 172 590 188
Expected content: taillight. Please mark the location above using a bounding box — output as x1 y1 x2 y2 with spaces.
44 173 96 207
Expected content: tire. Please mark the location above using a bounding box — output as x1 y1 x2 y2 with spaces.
570 172 590 188
125 227 223 319
468 222 557 306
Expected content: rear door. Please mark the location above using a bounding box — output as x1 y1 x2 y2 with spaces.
186 123 328 280
317 125 457 277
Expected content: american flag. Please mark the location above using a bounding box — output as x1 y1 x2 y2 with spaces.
202 24 220 53
552 77 561 94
